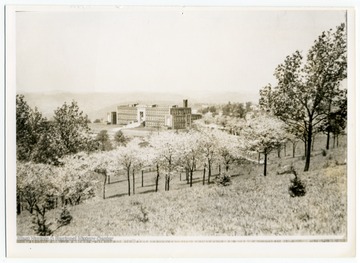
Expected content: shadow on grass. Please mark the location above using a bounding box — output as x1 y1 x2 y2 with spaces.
106 193 128 199
107 178 128 185
139 189 156 195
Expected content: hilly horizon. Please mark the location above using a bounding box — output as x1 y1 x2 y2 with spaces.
19 91 259 121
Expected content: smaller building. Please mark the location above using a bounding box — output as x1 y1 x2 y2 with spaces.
107 111 117 124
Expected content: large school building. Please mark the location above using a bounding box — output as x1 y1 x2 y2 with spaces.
108 99 197 129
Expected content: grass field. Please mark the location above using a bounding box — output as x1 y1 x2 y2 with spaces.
17 134 347 237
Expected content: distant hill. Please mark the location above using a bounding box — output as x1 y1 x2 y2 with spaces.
20 91 259 121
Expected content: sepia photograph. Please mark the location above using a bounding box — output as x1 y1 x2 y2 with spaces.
4 4 356 258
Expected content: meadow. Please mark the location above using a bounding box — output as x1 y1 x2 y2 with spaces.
17 134 347 237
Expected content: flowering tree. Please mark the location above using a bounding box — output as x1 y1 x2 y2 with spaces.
213 129 243 174
115 138 142 196
17 162 58 214
242 115 287 176
178 131 203 187
198 129 219 184
149 131 182 191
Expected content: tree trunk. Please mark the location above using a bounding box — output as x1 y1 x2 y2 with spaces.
103 171 107 199
284 142 287 156
132 169 135 195
263 152 267 176
304 123 313 172
292 141 296 158
219 164 221 174
155 164 159 192
337 134 339 147
190 170 193 187
312 134 316 152
17 194 21 215
258 152 261 164
127 169 131 196
141 170 144 187
326 130 330 150
167 175 170 191
186 168 189 184
304 140 307 157
277 147 281 158
203 166 206 185
333 133 336 148
207 160 212 184
108 175 110 184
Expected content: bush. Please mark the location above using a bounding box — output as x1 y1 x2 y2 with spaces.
57 206 73 227
289 176 306 197
321 149 327 156
216 172 232 186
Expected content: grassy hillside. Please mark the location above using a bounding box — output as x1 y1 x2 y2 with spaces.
17 137 347 237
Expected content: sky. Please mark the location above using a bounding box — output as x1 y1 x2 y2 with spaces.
16 7 346 97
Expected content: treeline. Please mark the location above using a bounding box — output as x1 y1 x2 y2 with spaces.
199 101 253 119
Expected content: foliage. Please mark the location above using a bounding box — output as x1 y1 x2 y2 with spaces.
216 172 232 186
149 131 183 191
241 115 286 176
259 23 347 171
222 102 246 118
53 101 93 155
115 138 143 195
16 95 48 161
95 130 113 151
177 131 203 187
289 176 306 197
114 130 128 146
199 105 218 115
16 96 97 164
57 206 73 227
32 207 53 236
17 162 58 214
29 121 67 165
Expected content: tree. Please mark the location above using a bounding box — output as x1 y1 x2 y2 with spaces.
242 115 286 176
30 121 67 165
320 88 347 149
89 150 118 199
16 95 48 161
116 138 142 196
149 131 182 191
259 23 347 171
199 129 220 184
95 130 113 151
53 101 93 155
17 162 54 214
178 131 202 187
114 130 128 146
214 130 242 173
